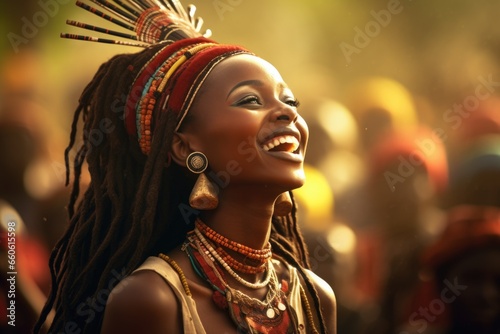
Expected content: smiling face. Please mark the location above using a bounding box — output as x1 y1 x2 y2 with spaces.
177 54 308 194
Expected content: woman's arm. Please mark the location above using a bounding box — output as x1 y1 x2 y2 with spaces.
101 270 183 334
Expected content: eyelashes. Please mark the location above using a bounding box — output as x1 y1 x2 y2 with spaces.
286 99 300 108
237 96 260 105
236 96 300 108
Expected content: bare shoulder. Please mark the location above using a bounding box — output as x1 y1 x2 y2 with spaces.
101 269 182 334
304 269 337 334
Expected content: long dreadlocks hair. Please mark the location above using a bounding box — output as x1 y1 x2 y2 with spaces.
34 42 328 333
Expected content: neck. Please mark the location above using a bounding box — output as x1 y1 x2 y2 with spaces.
200 185 284 250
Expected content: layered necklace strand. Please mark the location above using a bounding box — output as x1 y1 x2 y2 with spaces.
192 227 272 289
183 218 299 333
195 219 272 261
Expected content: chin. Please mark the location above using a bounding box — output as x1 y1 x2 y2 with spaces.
280 170 306 191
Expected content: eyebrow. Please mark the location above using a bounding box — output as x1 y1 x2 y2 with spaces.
226 79 263 99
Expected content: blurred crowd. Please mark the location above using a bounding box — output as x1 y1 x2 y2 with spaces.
2 49 500 334
2 50 500 334
0 47 69 333
1 2 500 333
296 77 500 334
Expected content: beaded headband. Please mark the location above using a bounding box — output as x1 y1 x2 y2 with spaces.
63 1 251 154
125 39 249 154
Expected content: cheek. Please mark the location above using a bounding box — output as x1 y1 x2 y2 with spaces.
297 116 309 146
200 119 261 170
298 116 309 135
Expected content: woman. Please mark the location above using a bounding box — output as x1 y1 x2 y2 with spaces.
35 1 336 333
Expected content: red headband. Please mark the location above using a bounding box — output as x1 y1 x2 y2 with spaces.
124 38 250 154
124 37 210 135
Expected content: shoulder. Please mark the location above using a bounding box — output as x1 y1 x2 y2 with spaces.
101 268 183 334
275 258 337 333
304 269 337 334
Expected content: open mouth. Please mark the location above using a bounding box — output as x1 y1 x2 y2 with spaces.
262 135 300 153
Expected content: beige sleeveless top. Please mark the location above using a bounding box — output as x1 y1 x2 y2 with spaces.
133 256 309 333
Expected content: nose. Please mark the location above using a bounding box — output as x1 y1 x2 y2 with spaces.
273 104 299 123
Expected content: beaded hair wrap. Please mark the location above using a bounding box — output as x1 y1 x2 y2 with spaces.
128 41 250 154
62 0 251 154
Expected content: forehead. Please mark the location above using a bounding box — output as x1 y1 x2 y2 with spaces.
202 54 285 89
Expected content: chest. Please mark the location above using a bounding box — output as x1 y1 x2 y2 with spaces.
189 278 305 334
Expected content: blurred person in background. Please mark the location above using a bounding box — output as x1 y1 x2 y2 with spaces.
342 77 419 154
402 205 500 334
0 46 69 266
0 47 68 333
443 135 500 210
446 96 500 166
304 99 367 233
295 164 364 334
334 77 422 233
399 132 500 334
357 127 448 334
0 201 53 333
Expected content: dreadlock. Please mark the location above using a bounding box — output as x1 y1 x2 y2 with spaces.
34 44 328 333
271 192 329 333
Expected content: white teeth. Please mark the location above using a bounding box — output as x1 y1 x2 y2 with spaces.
262 135 300 152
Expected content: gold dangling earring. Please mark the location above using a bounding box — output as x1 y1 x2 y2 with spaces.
186 152 218 210
274 191 292 216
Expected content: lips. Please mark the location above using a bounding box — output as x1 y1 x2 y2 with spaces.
262 134 300 153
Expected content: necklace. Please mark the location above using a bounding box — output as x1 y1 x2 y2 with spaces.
216 246 267 274
157 252 317 333
193 228 272 289
195 218 272 261
183 224 300 333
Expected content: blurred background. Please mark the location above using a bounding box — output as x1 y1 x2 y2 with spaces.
1 0 500 333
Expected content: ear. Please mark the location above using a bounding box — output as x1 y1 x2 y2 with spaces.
171 132 192 166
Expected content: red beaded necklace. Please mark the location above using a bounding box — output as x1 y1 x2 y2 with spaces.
183 230 300 334
195 218 272 274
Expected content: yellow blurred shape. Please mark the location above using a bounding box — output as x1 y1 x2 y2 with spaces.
344 76 418 130
316 100 359 151
294 164 334 231
318 149 366 196
327 223 356 255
